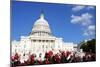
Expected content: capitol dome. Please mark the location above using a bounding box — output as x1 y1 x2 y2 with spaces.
30 13 52 36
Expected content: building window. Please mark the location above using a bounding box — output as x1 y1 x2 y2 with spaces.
33 40 36 42
39 40 40 42
46 40 49 42
46 45 48 49
42 45 44 48
43 40 45 42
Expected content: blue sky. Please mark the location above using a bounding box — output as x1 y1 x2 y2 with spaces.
11 1 96 44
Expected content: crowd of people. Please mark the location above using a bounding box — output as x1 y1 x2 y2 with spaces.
11 50 96 67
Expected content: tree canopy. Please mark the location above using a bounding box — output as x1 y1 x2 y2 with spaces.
80 39 96 53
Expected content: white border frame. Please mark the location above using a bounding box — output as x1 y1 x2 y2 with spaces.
0 0 99 67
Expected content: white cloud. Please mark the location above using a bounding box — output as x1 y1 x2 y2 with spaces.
72 5 85 11
87 6 95 10
71 5 95 37
70 13 95 36
72 5 95 11
88 25 95 30
71 13 93 26
83 25 95 36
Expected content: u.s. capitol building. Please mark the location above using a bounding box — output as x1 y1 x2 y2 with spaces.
11 12 77 62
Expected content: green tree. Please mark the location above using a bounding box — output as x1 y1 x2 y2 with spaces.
80 39 96 53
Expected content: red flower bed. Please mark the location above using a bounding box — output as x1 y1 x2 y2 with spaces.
11 50 96 66
45 58 51 64
29 54 35 64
